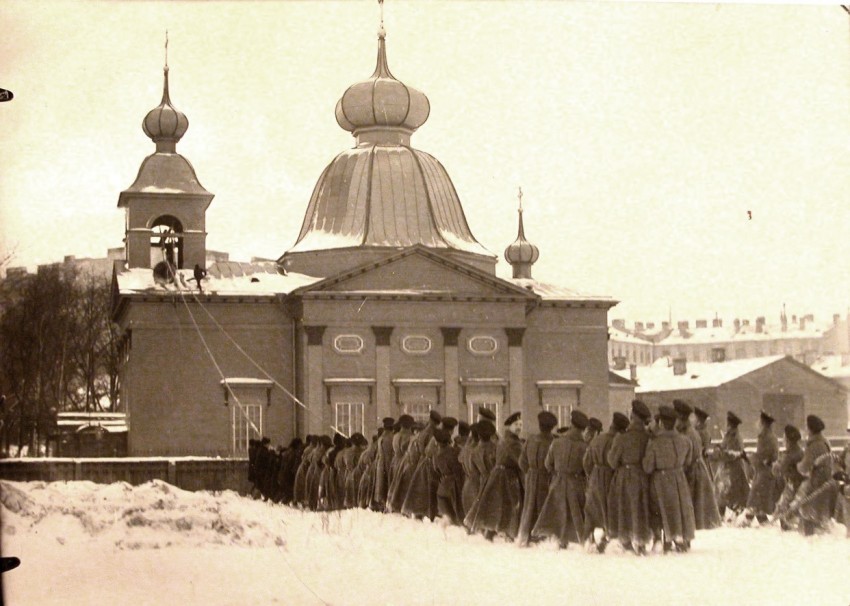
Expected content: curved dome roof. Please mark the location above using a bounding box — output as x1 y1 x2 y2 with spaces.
142 67 188 152
287 145 491 258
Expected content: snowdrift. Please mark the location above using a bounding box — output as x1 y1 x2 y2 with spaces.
1 480 848 606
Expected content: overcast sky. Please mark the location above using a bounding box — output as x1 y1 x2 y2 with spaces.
2 1 850 324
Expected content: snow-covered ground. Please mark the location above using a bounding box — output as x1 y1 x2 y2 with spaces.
1 480 848 606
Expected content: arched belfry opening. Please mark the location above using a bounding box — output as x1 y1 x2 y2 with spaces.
117 56 213 271
149 215 184 269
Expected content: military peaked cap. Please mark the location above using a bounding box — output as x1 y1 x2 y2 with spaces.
433 428 452 445
631 400 651 421
673 400 693 417
398 414 415 429
783 424 801 443
693 406 709 421
458 421 471 437
759 410 775 425
429 410 442 424
382 417 396 429
658 405 677 421
570 410 589 430
588 417 603 433
478 407 497 422
441 417 458 431
726 411 742 427
806 414 825 434
612 412 630 432
504 411 521 427
537 411 558 432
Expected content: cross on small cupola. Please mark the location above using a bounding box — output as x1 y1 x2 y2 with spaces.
504 186 540 279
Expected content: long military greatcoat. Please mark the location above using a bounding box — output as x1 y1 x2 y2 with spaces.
292 444 315 507
434 442 466 525
517 431 554 545
402 436 440 519
678 420 721 529
607 420 652 546
773 440 804 516
462 439 497 528
306 444 328 511
372 431 395 509
278 444 303 505
387 427 418 513
643 429 696 542
357 440 379 509
532 427 588 546
795 433 834 527
713 425 750 512
342 444 365 509
583 428 617 538
746 427 780 515
460 438 481 516
317 447 342 511
469 430 524 540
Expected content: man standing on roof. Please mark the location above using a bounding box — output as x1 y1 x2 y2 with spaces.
192 263 207 293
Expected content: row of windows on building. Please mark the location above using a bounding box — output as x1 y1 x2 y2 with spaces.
609 339 820 366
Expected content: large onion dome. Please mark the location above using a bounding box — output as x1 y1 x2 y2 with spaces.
280 29 495 277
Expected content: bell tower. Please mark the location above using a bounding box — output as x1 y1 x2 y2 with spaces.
118 43 213 270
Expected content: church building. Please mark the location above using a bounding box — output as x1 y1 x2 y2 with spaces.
112 25 617 456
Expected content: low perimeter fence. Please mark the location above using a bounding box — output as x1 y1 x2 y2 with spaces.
0 457 250 494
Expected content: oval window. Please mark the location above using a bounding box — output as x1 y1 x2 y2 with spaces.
402 335 432 355
468 335 498 355
334 334 364 354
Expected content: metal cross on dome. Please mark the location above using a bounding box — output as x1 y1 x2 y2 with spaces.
517 186 523 212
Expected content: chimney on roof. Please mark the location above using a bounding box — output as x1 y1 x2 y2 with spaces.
792 315 797 324
673 358 687 376
612 319 626 330
634 321 645 333
834 313 840 326
781 314 788 332
629 363 638 382
113 259 126 275
756 316 765 334
677 321 689 336
696 319 707 329
661 321 670 331
734 319 741 333
742 319 750 327
647 322 655 330
712 318 722 328
800 318 807 331
63 255 75 265
805 314 814 323
613 356 627 371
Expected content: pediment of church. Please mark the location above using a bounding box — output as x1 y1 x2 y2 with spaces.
291 246 537 300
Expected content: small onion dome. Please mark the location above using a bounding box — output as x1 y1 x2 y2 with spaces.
143 66 188 153
504 208 539 279
335 31 430 145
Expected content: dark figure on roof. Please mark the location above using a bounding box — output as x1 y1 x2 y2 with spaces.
193 264 208 293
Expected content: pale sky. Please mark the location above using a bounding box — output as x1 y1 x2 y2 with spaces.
2 1 850 324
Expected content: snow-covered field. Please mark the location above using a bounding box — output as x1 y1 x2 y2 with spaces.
1 480 848 606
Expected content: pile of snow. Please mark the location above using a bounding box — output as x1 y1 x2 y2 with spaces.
2 480 849 605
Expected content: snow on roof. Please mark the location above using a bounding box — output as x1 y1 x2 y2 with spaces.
812 355 850 379
608 326 652 345
619 355 786 393
116 261 321 297
658 322 824 346
508 278 614 303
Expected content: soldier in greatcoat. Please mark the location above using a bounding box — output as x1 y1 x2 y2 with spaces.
277 438 303 505
293 436 316 507
342 433 367 508
772 424 805 530
357 432 381 509
434 427 466 525
372 417 396 511
607 400 653 555
532 410 589 549
673 400 720 530
693 407 714 477
460 423 481 517
455 421 471 452
401 410 443 519
318 433 346 511
517 410 557 546
469 412 524 541
307 435 331 510
745 411 779 525
386 414 415 512
463 419 498 530
791 415 834 535
583 411 629 552
584 417 603 444
713 411 750 518
643 405 696 553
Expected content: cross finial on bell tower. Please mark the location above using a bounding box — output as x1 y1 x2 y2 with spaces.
517 186 523 212
378 0 386 39
164 29 169 71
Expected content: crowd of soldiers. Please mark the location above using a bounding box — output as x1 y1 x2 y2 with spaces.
248 400 850 555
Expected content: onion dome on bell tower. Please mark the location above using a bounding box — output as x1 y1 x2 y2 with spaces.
118 35 213 271
280 8 496 277
504 187 539 279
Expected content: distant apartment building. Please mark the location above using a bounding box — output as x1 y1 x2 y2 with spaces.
609 313 850 369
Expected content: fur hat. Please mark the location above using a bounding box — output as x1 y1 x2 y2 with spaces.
612 412 630 432
588 417 603 433
658 405 677 421
429 410 442 424
759 410 775 425
673 399 693 417
478 407 496 422
504 411 521 427
382 417 395 430
433 428 452 445
441 416 458 431
726 411 742 427
398 414 415 429
478 420 496 440
806 414 825 434
458 421 471 437
537 411 558 432
570 410 589 430
783 424 801 443
693 406 709 422
631 400 651 422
